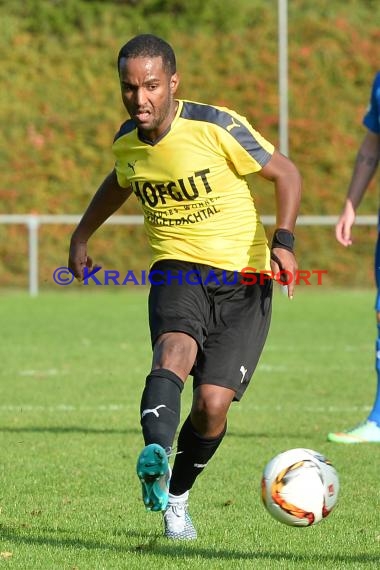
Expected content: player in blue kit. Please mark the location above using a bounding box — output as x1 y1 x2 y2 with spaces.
328 72 380 443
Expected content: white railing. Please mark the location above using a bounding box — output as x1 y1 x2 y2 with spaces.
0 214 377 296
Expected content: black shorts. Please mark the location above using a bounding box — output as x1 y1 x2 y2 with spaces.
148 260 272 401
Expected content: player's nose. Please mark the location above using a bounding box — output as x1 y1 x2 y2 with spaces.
135 87 148 106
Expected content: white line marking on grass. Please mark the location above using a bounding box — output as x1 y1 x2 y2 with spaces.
265 344 370 352
236 404 372 413
257 364 287 372
0 404 128 412
257 364 371 373
19 369 65 377
0 404 371 413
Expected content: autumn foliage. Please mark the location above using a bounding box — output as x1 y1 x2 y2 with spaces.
1 0 379 289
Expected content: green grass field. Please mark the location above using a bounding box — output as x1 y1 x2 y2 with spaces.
0 287 379 569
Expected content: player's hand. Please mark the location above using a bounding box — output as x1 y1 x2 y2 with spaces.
68 239 95 282
335 202 355 246
270 248 298 300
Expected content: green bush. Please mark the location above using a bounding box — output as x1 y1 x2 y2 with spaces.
0 0 379 288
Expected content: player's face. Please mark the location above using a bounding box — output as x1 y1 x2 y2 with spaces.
119 56 179 142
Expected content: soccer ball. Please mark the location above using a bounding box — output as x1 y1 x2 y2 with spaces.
261 448 339 527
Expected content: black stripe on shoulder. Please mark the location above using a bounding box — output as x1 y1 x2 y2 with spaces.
113 119 137 142
180 101 272 167
181 101 231 127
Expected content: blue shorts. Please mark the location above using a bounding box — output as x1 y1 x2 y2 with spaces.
375 211 380 311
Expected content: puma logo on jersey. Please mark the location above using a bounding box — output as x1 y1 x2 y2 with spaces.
240 365 248 383
226 117 241 132
127 160 137 174
141 405 166 418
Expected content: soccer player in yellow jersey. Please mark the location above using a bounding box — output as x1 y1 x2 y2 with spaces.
68 34 302 539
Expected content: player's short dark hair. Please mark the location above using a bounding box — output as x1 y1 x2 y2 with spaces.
117 34 176 76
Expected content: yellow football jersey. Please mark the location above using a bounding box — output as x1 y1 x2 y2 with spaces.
112 99 274 272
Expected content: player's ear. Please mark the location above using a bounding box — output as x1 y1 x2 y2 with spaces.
170 73 180 94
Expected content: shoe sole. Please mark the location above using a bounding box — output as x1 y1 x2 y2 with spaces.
164 531 197 540
327 433 380 443
137 444 169 511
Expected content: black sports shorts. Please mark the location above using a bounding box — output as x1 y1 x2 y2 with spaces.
148 259 273 401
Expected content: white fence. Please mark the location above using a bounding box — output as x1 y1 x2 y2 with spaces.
0 214 377 296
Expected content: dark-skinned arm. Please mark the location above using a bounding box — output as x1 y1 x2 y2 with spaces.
336 131 380 246
68 169 133 280
258 149 302 299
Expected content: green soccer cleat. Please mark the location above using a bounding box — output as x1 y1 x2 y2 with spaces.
327 420 380 443
136 443 170 511
163 492 197 540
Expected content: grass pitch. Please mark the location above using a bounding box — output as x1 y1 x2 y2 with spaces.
0 287 379 569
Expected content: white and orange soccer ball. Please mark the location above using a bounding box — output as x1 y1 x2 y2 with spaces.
261 448 339 527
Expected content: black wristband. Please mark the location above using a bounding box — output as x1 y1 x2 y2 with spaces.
271 228 295 252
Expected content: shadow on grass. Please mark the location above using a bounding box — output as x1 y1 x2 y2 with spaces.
227 430 313 440
1 427 317 438
0 525 378 565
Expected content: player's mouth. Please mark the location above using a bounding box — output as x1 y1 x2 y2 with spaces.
134 110 151 124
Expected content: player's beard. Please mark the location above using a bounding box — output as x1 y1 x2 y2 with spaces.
136 96 175 137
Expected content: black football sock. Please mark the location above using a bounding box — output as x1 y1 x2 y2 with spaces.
169 415 227 496
140 368 183 453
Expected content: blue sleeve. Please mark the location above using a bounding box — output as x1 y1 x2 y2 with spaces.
363 72 380 134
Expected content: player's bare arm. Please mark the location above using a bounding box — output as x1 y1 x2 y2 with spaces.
336 131 380 246
69 169 132 280
258 150 301 298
